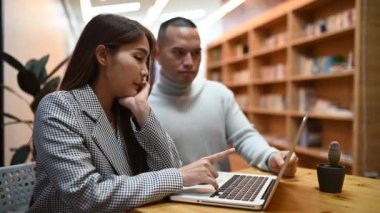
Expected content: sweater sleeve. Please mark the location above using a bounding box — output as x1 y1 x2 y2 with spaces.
221 86 278 171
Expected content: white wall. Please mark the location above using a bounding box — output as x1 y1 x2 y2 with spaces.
3 0 72 165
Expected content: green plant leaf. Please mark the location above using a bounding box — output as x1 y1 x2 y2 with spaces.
2 112 33 129
26 55 49 83
17 70 41 96
0 84 30 106
1 51 27 73
10 144 31 165
30 76 61 113
42 55 70 83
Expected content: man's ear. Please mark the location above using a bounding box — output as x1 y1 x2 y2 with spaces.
155 47 160 60
95 45 108 66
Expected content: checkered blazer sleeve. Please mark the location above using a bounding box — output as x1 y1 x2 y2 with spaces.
30 91 183 212
131 110 183 171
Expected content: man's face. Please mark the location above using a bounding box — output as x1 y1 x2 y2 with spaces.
157 26 201 85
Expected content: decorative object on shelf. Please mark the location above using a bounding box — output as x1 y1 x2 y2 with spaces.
1 51 69 165
317 141 345 193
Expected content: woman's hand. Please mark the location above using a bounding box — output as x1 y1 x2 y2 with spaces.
179 148 235 189
118 83 150 127
268 151 298 177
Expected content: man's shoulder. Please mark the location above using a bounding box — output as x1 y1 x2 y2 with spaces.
203 80 233 95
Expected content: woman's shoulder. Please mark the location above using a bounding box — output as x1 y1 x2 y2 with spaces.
40 90 71 104
37 90 75 114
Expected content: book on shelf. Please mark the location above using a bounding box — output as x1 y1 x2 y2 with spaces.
298 87 353 117
235 93 248 109
232 69 250 83
297 54 352 76
210 71 222 82
235 43 249 57
259 94 286 110
210 48 221 62
262 32 288 49
298 87 317 112
304 8 355 38
299 120 322 148
259 64 285 80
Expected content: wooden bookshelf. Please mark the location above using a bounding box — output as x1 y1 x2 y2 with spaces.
206 0 380 176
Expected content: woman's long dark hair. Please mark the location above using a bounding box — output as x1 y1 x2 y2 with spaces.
60 14 156 175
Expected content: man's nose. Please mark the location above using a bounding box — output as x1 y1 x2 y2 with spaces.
183 52 194 66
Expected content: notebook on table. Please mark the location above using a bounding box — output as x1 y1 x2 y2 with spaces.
170 115 308 210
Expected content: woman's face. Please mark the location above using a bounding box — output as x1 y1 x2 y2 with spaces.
104 35 150 98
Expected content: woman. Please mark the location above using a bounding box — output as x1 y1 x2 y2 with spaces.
28 14 234 212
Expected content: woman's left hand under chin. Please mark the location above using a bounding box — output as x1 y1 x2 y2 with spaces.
118 82 151 127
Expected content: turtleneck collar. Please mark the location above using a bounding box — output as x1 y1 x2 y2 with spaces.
155 72 193 96
154 72 206 97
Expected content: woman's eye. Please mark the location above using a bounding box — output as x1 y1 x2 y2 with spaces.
134 55 144 62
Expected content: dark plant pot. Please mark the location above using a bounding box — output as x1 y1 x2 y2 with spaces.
317 163 345 193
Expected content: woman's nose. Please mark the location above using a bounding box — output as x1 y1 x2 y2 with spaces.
141 66 148 81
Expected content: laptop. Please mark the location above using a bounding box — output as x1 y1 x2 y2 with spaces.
170 115 308 210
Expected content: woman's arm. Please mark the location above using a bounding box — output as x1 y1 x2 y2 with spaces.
33 92 182 212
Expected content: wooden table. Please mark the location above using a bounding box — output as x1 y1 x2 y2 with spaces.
134 167 380 212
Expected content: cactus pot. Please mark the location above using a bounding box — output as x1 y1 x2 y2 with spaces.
317 164 345 193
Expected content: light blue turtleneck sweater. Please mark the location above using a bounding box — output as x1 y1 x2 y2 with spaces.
149 74 278 171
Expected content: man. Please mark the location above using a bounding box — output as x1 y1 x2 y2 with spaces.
149 17 298 177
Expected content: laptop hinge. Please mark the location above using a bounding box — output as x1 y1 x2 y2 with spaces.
262 179 275 201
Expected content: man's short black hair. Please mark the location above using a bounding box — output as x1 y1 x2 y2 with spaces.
157 17 197 47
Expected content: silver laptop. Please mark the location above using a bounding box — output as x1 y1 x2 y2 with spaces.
170 115 308 210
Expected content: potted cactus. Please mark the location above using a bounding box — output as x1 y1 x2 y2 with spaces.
317 141 346 193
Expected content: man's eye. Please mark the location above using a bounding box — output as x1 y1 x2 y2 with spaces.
192 50 201 57
173 50 186 57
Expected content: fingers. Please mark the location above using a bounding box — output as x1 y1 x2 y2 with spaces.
137 82 150 99
269 151 298 177
205 148 235 164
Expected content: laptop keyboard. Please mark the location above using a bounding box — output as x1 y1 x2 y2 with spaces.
211 175 268 201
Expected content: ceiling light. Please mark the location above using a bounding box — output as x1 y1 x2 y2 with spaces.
143 0 169 28
80 0 141 23
160 9 206 22
200 0 246 29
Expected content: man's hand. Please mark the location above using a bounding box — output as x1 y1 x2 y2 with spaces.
118 83 150 127
268 151 298 177
179 148 235 189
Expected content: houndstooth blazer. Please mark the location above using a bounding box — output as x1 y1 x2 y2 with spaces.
27 85 183 213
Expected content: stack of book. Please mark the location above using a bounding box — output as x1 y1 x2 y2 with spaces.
259 64 286 80
304 8 355 37
297 54 352 76
259 94 286 110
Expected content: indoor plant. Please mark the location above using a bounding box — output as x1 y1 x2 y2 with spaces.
1 51 69 164
317 141 346 193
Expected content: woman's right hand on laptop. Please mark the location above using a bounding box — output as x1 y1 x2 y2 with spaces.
179 148 235 190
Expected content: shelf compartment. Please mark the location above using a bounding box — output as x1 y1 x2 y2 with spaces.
290 76 353 116
290 32 354 78
207 67 223 83
252 48 287 82
253 83 287 111
290 116 353 162
252 113 287 140
253 14 288 52
207 44 223 64
225 59 250 86
231 86 250 111
225 32 250 59
290 0 355 40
